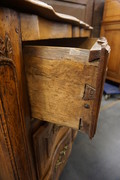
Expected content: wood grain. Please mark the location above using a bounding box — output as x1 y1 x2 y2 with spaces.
33 123 70 180
21 14 72 41
0 0 92 29
23 39 110 138
0 8 36 180
20 13 91 41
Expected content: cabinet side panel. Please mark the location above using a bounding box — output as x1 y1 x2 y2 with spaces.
0 8 36 180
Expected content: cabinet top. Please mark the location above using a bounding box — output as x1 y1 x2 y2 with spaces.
0 0 93 29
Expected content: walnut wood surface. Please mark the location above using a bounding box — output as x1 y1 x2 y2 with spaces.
33 123 71 180
0 8 36 180
20 14 73 41
20 13 91 41
23 38 110 138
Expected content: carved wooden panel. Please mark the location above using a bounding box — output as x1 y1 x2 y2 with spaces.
45 128 72 180
0 8 35 180
33 123 71 179
0 38 32 180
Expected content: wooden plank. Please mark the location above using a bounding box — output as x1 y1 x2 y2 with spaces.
38 17 72 39
72 26 80 37
20 13 91 41
23 39 110 138
21 13 72 41
20 14 40 41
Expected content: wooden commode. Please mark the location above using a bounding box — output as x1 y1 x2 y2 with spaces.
0 0 110 179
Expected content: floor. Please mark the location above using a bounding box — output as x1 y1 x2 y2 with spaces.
60 95 120 180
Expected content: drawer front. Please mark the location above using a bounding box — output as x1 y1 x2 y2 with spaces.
33 123 71 179
43 128 72 180
24 38 110 138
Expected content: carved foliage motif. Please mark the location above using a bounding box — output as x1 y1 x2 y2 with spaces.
0 34 13 59
55 145 68 170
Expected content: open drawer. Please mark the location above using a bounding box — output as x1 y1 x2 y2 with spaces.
23 38 110 138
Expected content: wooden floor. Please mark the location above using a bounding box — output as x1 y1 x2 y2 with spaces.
60 95 120 180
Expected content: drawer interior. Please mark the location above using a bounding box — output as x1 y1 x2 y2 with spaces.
23 37 98 50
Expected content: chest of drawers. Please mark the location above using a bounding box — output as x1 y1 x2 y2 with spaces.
0 0 110 179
